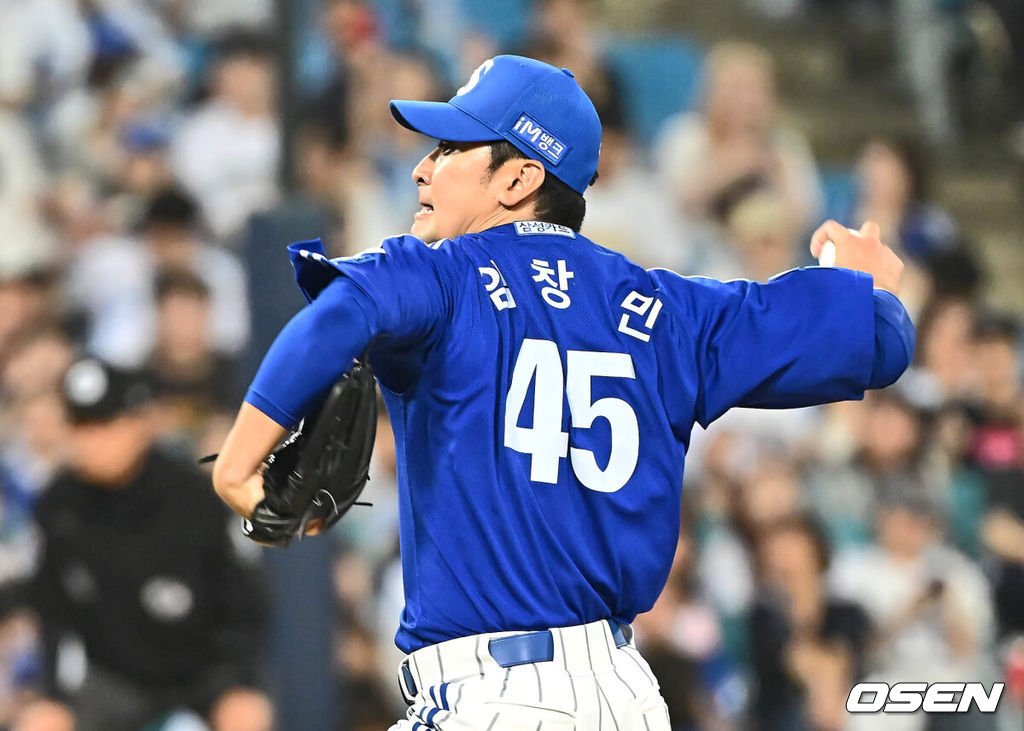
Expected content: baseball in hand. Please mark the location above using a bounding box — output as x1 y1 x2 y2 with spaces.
818 241 837 267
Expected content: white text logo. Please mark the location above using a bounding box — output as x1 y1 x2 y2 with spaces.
511 114 567 164
846 682 1004 714
457 59 494 96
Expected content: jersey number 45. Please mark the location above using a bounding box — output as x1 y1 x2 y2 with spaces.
504 338 638 493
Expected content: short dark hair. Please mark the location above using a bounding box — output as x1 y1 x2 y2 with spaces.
212 31 276 65
762 513 832 573
138 188 200 232
864 134 930 203
155 267 210 304
486 141 588 231
973 310 1021 345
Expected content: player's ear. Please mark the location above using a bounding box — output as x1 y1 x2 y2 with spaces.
497 159 545 208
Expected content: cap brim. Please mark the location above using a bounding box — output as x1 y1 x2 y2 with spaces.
390 100 501 142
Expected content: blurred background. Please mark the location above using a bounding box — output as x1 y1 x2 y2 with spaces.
0 0 1023 729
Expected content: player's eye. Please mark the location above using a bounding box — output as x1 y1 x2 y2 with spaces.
437 141 457 156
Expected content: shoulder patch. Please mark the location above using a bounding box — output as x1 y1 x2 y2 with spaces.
514 221 576 238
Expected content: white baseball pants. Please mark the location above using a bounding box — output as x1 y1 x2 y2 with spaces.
388 619 671 730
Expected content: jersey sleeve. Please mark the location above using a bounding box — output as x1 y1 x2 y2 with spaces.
868 288 916 389
651 267 888 427
287 235 452 344
244 235 452 427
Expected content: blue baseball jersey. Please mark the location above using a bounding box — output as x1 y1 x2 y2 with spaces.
246 222 913 653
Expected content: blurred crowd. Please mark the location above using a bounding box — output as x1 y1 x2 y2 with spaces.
0 0 1022 729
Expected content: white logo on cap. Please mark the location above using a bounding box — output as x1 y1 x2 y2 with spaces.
457 58 494 96
65 360 107 406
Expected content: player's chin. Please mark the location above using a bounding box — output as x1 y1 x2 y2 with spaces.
410 217 439 243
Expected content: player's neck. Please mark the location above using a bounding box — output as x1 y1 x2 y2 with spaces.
464 206 539 236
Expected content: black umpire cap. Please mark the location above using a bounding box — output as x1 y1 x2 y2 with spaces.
61 357 154 424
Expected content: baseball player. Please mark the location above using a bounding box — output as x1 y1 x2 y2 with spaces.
213 55 914 729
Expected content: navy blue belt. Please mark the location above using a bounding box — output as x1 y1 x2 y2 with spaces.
400 620 632 700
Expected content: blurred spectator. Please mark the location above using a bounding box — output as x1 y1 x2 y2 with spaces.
170 33 280 242
1 330 75 404
175 0 273 36
737 455 804 538
831 491 995 704
308 0 370 152
369 53 443 208
58 176 156 367
520 0 625 128
22 357 267 730
692 442 757 631
372 543 407 715
0 111 55 275
654 42 822 251
805 391 932 550
45 2 185 185
0 331 74 548
207 687 274 731
894 0 961 147
0 611 42 726
312 0 397 156
840 135 958 315
634 528 743 728
138 187 251 357
924 244 984 302
965 312 1023 474
749 514 870 731
109 120 177 230
970 314 1024 637
985 0 1024 168
723 190 800 281
0 271 61 368
335 621 398 731
147 268 240 449
335 51 443 254
0 0 91 107
64 184 250 367
10 697 73 731
849 136 958 263
0 328 73 597
581 121 692 270
303 46 442 253
914 295 980 400
983 468 1024 638
0 389 67 578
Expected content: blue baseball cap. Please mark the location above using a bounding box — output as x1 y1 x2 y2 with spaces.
390 55 602 194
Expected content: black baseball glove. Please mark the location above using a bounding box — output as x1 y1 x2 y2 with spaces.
243 358 378 547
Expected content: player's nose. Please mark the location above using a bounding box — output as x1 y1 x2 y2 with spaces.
412 152 434 186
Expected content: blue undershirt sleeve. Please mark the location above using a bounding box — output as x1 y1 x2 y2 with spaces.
868 288 916 389
244 277 378 428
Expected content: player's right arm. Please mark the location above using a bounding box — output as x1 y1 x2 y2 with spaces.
653 219 914 427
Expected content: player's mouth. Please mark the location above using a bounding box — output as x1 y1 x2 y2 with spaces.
415 203 434 220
